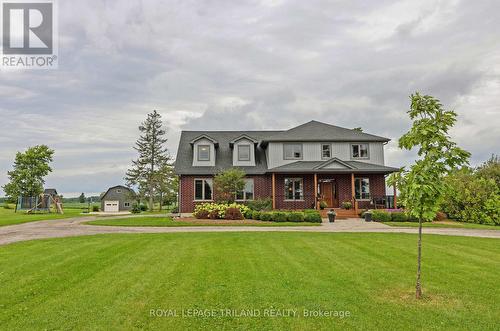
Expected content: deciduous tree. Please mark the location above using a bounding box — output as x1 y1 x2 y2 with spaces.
3 145 54 199
213 168 246 203
388 93 470 299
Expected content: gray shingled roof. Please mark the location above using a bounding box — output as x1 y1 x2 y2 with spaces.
269 160 399 174
174 121 394 175
262 120 390 144
174 130 281 175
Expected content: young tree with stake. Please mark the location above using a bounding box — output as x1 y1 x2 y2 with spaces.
388 93 470 299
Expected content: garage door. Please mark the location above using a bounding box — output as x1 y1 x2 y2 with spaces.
104 201 119 212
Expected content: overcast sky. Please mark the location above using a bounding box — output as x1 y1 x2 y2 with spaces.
1 0 499 197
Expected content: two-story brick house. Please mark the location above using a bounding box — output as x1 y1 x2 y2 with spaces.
174 120 398 215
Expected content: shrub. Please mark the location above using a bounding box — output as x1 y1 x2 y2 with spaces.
194 209 209 219
304 210 322 223
92 205 99 212
139 204 148 212
342 201 352 210
170 205 179 213
243 209 253 219
131 203 141 214
246 198 272 211
225 207 244 220
209 210 220 219
272 211 288 222
319 201 328 209
3 203 12 209
391 212 408 222
372 210 392 222
288 211 304 222
252 210 261 220
434 211 447 222
260 212 273 222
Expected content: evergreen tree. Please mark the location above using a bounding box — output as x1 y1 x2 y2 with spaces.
78 193 86 203
125 110 171 210
3 145 54 199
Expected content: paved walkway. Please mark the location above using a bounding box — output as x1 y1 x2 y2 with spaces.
0 216 498 246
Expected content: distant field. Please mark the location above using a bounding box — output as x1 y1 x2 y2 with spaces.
63 202 100 210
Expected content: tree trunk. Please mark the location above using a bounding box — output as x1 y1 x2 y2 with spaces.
415 217 423 299
159 191 163 211
149 185 154 212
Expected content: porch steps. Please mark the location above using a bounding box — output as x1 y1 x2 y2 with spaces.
320 208 359 219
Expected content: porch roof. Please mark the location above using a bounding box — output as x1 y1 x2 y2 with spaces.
268 159 399 174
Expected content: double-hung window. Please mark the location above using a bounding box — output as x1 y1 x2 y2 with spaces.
284 143 302 159
237 145 251 161
236 179 254 201
351 144 369 158
321 143 331 159
354 178 370 200
197 145 210 161
194 178 213 200
284 178 303 200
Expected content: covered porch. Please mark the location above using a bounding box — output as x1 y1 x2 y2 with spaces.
269 158 399 218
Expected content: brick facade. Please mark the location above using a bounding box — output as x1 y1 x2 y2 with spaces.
179 173 386 213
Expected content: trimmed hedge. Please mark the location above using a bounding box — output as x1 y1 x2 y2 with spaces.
249 209 321 223
391 212 408 222
288 212 304 222
372 210 392 222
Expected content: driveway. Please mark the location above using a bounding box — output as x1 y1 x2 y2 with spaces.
0 216 498 246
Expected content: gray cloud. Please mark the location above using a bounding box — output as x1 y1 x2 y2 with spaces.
1 0 499 196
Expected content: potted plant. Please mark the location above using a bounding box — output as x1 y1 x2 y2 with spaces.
319 200 328 210
327 209 336 223
342 201 352 210
364 210 373 222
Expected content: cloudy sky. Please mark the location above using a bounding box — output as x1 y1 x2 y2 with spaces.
1 0 499 197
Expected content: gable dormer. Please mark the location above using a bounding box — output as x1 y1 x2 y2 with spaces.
190 134 218 167
230 134 258 166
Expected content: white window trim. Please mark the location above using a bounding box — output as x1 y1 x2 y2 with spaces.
284 177 304 201
351 143 370 159
283 143 303 160
321 143 331 159
237 144 251 161
197 145 211 161
194 178 213 201
354 177 371 200
235 178 254 201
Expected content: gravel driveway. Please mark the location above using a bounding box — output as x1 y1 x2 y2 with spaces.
0 216 498 246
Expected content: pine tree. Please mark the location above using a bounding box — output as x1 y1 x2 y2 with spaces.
78 193 86 203
125 110 171 211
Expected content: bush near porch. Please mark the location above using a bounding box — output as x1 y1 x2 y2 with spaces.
194 202 322 223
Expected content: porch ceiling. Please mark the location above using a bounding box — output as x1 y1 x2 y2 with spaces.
268 160 399 174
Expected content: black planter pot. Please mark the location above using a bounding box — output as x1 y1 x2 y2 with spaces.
327 210 336 223
364 211 372 222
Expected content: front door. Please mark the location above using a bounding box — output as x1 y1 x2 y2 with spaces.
320 181 339 208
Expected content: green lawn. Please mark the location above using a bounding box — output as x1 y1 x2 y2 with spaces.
0 207 91 227
85 217 321 227
0 233 498 330
383 221 499 230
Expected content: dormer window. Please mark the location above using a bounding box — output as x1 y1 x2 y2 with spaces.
238 145 251 161
351 144 369 159
284 143 302 160
197 145 210 161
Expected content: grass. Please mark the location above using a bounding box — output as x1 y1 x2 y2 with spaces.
383 220 499 230
85 216 321 227
0 233 498 330
0 206 91 227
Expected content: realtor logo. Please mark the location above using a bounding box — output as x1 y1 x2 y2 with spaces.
1 0 58 69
